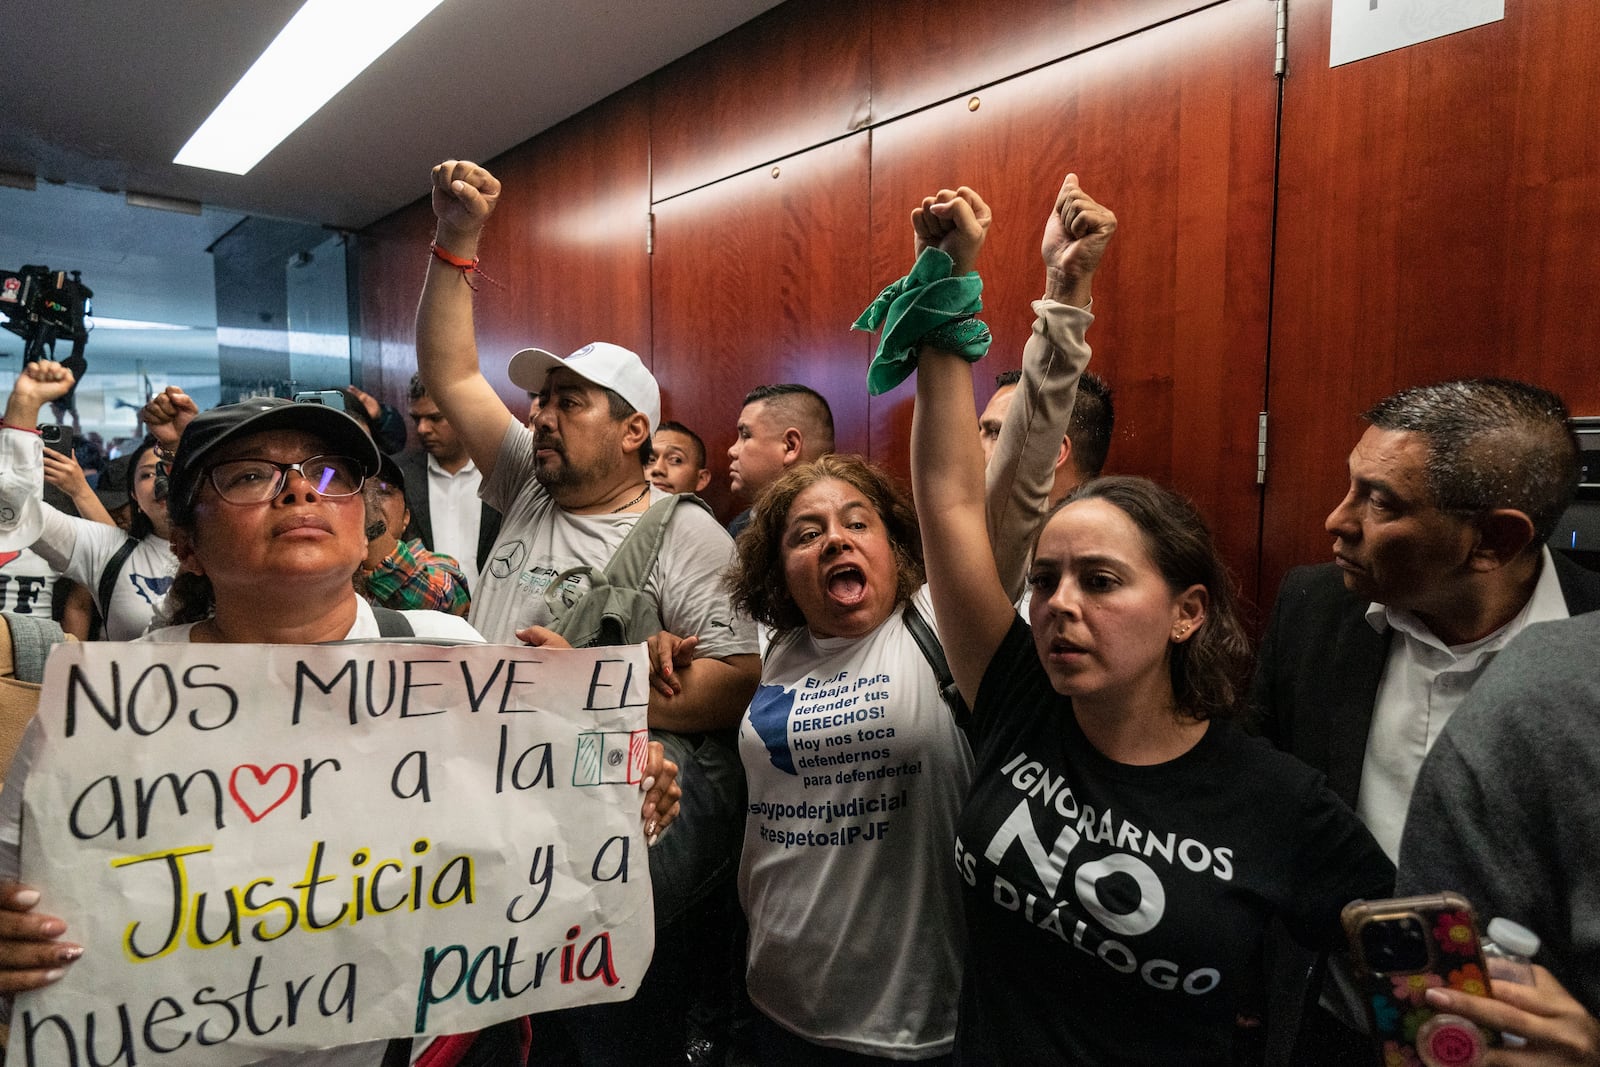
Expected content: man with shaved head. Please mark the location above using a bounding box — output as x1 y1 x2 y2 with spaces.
725 383 834 538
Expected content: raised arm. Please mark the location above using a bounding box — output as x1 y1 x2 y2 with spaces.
986 174 1117 600
907 188 1019 707
140 386 199 457
415 160 515 481
41 450 115 527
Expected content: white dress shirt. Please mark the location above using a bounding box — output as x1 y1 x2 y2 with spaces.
1357 547 1570 860
427 453 484 574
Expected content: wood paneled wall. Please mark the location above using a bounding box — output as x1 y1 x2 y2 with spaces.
358 0 1600 617
1264 0 1600 602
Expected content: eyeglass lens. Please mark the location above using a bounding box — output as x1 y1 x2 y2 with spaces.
208 456 363 503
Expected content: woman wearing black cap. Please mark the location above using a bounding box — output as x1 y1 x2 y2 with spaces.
152 393 480 643
0 362 176 639
0 391 682 1064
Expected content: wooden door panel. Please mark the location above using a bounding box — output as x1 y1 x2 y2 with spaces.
1264 0 1600 602
868 0 1279 603
868 0 1220 123
651 137 874 523
650 0 871 203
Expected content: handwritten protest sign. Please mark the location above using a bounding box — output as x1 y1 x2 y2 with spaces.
13 640 655 1066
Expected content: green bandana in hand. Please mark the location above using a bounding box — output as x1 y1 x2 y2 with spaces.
853 248 991 395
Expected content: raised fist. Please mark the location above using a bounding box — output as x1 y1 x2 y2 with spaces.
912 187 992 277
430 160 502 246
1042 173 1116 303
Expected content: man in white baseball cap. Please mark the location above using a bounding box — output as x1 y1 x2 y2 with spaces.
415 159 759 1064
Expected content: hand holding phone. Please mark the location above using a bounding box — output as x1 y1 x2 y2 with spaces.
1343 893 1499 1067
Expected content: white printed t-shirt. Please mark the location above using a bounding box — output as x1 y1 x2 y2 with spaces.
471 422 755 659
0 429 176 639
739 586 974 1057
0 546 60 618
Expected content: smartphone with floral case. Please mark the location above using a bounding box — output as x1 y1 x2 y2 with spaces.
1341 893 1499 1067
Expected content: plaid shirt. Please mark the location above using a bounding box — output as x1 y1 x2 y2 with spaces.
363 538 471 617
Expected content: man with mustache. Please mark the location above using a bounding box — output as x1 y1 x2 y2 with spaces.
1252 377 1600 1062
415 159 760 1067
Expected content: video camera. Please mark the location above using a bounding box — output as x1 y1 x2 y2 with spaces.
0 265 92 384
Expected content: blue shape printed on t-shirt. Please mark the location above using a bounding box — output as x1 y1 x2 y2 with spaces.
131 573 174 606
749 684 797 775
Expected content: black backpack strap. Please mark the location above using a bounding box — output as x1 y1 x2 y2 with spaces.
95 537 141 618
371 605 416 638
902 599 971 729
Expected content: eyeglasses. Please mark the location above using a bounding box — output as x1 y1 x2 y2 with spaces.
206 455 365 505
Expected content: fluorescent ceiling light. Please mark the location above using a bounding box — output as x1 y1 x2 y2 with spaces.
174 0 446 175
89 317 197 331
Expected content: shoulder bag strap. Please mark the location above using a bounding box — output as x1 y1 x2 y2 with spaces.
95 537 142 618
5 613 66 683
601 493 712 590
902 599 971 728
371 605 416 638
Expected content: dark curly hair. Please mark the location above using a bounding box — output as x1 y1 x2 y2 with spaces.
1050 476 1251 722
726 454 923 633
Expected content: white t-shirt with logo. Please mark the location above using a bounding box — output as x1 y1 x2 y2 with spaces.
739 586 974 1056
472 422 755 660
0 429 176 638
0 546 59 618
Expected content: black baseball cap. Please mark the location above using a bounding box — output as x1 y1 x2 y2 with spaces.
373 452 407 494
95 454 132 511
166 397 380 524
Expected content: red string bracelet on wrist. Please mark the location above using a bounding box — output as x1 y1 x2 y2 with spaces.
0 419 42 436
429 242 502 292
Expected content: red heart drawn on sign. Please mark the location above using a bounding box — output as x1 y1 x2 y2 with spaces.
0 551 20 568
229 763 299 823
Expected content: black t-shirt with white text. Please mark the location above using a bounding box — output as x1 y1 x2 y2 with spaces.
954 619 1392 1065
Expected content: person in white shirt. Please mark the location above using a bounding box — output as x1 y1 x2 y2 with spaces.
399 373 502 577
0 363 177 639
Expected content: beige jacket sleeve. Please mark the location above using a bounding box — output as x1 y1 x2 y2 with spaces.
984 299 1094 603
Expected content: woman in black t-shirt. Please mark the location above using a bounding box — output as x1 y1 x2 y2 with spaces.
895 180 1392 1064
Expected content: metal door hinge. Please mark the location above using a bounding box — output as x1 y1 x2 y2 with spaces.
1257 411 1269 485
1275 0 1288 77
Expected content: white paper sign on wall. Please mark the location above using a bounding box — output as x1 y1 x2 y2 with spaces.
1330 0 1505 67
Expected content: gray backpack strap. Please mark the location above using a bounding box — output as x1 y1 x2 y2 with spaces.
2 612 66 684
544 493 712 645
604 493 712 589
902 600 971 730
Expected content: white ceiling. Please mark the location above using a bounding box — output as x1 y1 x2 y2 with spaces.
0 0 784 389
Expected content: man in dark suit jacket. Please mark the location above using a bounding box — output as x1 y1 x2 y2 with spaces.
1251 377 1600 1064
399 375 502 575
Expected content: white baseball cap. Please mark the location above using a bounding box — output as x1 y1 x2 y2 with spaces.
508 342 660 434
